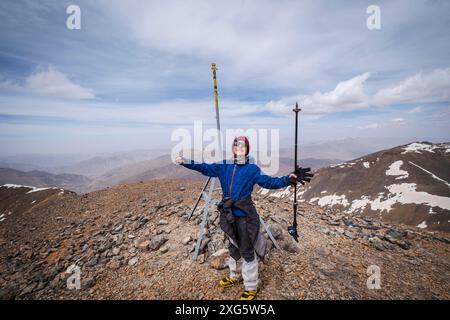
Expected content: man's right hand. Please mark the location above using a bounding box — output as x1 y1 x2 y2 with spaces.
289 166 314 185
175 152 184 165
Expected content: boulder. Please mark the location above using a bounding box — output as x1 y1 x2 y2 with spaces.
182 236 192 245
128 257 139 266
150 235 168 251
157 219 168 226
137 240 151 251
209 248 230 270
160 244 170 254
344 231 356 240
268 223 283 240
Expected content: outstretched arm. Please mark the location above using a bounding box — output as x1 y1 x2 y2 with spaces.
254 166 292 189
176 154 221 177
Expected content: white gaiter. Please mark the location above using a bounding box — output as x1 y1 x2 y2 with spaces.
242 254 258 291
228 256 242 281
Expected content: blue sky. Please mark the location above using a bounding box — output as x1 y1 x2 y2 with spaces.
0 0 449 156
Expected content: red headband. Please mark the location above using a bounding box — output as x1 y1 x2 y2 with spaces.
233 136 250 155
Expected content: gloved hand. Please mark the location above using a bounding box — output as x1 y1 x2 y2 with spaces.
288 165 314 185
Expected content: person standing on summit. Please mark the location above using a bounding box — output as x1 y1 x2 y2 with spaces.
175 136 313 300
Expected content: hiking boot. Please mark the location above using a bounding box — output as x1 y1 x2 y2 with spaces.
219 276 242 288
239 288 260 300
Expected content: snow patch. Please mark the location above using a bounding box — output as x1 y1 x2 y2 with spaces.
402 142 438 154
331 161 356 169
3 183 35 189
27 187 53 194
349 183 450 213
349 196 371 213
269 186 292 199
386 160 409 180
2 184 58 194
363 162 370 169
263 186 305 200
417 221 427 229
309 194 349 207
289 188 305 201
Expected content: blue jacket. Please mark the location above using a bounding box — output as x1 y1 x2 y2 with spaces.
181 158 291 217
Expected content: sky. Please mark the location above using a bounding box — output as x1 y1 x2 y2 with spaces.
0 0 449 157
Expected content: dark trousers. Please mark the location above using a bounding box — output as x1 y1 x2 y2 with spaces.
228 216 255 262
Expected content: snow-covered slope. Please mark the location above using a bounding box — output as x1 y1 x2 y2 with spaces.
258 141 450 232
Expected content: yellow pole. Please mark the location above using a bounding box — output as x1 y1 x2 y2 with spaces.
211 63 223 157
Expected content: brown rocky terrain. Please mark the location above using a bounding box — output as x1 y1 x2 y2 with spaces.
0 179 449 300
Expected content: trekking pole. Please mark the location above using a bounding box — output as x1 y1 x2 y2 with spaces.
288 102 301 242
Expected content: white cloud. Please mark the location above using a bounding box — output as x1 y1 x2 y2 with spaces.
1 1 450 154
1 66 95 100
97 0 450 94
100 0 379 91
372 68 450 106
264 68 450 118
390 118 405 123
264 72 370 115
308 72 371 111
24 66 95 99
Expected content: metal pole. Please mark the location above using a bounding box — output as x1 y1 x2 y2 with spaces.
190 64 223 260
259 216 281 250
187 177 210 221
288 102 301 242
293 102 300 229
187 63 222 222
211 63 223 158
193 177 216 261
